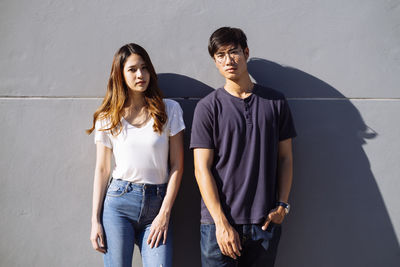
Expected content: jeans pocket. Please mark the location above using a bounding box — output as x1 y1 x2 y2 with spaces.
106 180 129 197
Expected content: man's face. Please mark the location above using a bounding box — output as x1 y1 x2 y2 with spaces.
213 44 249 81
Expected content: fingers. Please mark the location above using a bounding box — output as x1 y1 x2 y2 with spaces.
90 237 98 250
146 228 155 245
147 227 168 248
163 229 168 245
262 216 271 231
217 232 241 259
99 232 105 248
235 231 242 251
91 234 106 254
232 231 241 256
221 242 240 259
154 231 163 248
229 232 241 259
96 246 106 254
217 242 231 259
149 230 159 248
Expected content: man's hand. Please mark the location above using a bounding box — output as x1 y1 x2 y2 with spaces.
262 206 286 230
215 221 242 259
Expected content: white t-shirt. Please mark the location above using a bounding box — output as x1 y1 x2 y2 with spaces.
94 99 185 184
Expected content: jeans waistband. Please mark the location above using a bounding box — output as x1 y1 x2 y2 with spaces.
111 178 167 193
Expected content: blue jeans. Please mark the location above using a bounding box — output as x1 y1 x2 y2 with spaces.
200 223 281 267
102 179 172 267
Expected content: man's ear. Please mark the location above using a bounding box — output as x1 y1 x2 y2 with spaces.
244 47 249 60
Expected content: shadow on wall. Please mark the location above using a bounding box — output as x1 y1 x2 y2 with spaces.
158 59 400 267
159 73 213 267
248 58 400 267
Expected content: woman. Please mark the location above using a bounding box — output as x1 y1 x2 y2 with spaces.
87 43 185 267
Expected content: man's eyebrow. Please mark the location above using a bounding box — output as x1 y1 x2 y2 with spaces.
216 46 239 53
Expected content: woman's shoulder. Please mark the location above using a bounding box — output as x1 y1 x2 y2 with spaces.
163 98 179 107
163 99 181 113
95 115 112 131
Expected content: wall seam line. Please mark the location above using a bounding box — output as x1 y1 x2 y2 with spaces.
1 96 400 101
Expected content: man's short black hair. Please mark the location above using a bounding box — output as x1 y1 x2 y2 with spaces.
208 27 248 57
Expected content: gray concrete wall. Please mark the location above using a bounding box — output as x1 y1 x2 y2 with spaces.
1 0 399 266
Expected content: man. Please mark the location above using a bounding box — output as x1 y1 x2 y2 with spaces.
190 27 297 266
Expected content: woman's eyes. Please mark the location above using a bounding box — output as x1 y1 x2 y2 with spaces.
128 66 147 72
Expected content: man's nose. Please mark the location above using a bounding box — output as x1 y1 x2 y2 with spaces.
225 54 234 65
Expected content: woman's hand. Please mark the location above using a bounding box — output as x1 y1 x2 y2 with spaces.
146 212 170 248
90 221 106 253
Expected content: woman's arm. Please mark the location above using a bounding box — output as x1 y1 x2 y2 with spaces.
147 130 184 248
90 143 112 253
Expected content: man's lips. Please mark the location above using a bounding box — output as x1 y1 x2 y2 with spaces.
225 68 237 72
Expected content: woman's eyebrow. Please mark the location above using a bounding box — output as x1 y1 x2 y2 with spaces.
126 63 146 68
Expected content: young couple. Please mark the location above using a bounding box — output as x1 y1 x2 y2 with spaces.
88 27 296 267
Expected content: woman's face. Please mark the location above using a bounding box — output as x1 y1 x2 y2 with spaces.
123 53 150 93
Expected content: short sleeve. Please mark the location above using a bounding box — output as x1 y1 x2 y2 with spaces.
94 119 113 149
190 101 215 149
167 100 185 136
278 98 297 141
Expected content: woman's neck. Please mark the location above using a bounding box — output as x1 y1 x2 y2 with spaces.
125 91 146 110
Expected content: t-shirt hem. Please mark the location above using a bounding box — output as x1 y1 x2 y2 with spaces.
279 132 297 141
189 143 215 149
95 140 112 149
200 216 266 225
170 125 185 136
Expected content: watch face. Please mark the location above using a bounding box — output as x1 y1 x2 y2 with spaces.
285 204 290 214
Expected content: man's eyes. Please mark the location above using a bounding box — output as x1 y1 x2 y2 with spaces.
216 50 240 58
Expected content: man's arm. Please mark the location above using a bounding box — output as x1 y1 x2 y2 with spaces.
194 148 242 259
262 138 294 230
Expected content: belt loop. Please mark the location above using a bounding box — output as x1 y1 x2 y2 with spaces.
157 186 160 196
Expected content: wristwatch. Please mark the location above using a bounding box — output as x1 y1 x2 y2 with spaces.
276 202 290 215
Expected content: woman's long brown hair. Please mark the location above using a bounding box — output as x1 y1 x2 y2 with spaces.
86 43 167 136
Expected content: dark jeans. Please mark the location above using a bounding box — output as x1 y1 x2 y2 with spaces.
200 223 281 267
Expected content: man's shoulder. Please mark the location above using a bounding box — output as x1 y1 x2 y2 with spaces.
254 84 286 101
196 88 223 109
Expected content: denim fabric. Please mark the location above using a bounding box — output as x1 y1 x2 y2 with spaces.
200 223 281 267
102 179 172 267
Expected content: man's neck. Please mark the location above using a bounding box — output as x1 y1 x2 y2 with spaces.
224 74 254 99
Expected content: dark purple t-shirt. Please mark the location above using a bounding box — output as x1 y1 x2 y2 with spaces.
190 84 297 224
